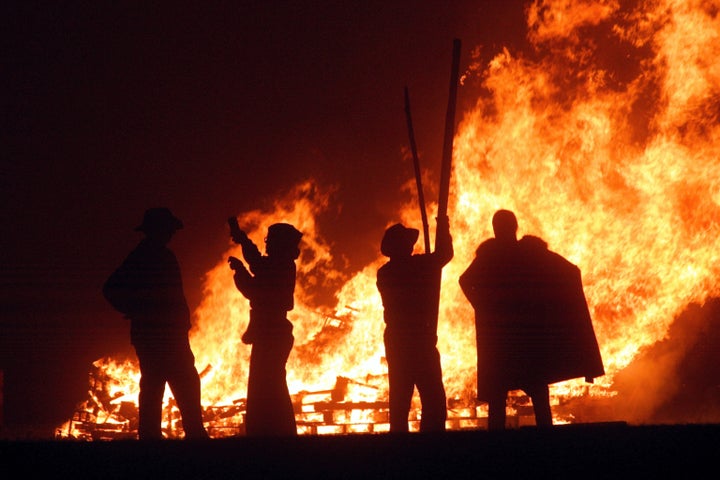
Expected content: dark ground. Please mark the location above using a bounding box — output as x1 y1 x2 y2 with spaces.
1 423 718 479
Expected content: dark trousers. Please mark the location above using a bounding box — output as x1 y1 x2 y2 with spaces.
487 384 552 431
384 332 447 432
134 334 207 440
245 330 296 436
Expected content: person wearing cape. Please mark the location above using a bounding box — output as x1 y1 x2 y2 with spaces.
460 209 604 430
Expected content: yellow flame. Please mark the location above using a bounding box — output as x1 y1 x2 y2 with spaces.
60 0 720 437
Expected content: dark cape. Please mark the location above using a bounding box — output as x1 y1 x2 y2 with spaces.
460 235 604 399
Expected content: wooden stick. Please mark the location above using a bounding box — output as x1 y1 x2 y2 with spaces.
436 38 461 242
428 39 462 334
404 86 431 254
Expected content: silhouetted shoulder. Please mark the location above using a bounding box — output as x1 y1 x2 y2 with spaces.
475 237 498 256
520 235 581 276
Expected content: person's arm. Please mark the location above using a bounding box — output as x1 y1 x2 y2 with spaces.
103 247 152 316
103 259 136 315
228 256 255 300
434 215 454 265
459 258 481 307
229 217 262 269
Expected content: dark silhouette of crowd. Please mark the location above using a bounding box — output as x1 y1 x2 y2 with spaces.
102 206 603 438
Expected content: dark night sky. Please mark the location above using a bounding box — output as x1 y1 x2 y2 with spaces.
1 1 528 429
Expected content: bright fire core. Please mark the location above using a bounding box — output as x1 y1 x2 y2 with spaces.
59 0 720 438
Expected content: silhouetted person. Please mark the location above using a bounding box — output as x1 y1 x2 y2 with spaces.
228 219 302 436
459 210 604 431
376 216 454 432
103 208 208 440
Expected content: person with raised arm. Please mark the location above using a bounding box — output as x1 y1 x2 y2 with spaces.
228 218 303 436
376 215 453 432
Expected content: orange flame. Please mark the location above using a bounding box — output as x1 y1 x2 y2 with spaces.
58 0 720 438
451 0 720 416
191 181 390 406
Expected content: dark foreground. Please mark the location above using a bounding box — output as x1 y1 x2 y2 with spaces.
1 423 719 479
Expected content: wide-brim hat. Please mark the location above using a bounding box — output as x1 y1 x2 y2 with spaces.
381 223 419 257
134 207 183 233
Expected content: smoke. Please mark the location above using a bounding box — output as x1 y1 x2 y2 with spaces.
612 298 720 424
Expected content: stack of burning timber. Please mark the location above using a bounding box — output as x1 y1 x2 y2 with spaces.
55 360 560 440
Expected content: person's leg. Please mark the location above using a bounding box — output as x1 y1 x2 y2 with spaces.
487 390 507 431
272 333 297 435
385 336 414 433
260 332 296 435
166 338 208 439
416 346 447 432
388 375 414 432
245 332 297 436
135 346 166 440
527 384 552 428
244 342 267 436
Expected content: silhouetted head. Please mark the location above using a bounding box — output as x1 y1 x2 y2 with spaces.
381 223 419 258
135 208 183 243
492 209 518 242
266 223 303 260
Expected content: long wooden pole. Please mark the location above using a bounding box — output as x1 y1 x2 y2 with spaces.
428 39 461 334
436 38 461 244
404 86 431 254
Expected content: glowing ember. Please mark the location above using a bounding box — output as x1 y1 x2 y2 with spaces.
58 1 720 438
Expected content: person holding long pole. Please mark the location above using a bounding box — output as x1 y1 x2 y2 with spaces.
376 40 460 433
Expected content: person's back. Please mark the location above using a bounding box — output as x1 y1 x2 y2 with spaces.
464 237 527 322
377 253 444 332
516 234 605 384
377 217 453 333
108 236 191 342
460 209 603 430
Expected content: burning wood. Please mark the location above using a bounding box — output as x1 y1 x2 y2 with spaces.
57 1 720 437
56 357 607 439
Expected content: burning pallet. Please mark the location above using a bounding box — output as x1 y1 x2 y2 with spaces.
56 364 551 440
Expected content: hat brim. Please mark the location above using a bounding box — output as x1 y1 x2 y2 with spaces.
381 224 419 257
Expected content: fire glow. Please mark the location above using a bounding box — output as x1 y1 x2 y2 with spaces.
58 0 720 438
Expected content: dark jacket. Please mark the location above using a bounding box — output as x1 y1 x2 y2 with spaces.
232 235 296 342
103 238 191 344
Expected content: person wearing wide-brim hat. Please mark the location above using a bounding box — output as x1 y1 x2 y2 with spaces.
380 223 420 258
134 207 184 233
103 207 208 440
376 215 454 433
